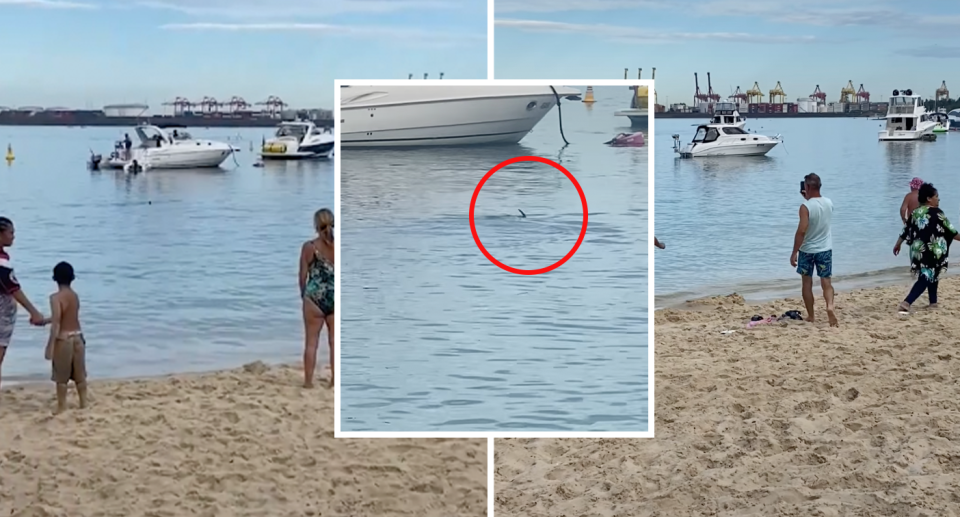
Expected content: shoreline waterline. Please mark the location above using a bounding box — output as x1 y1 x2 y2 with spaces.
655 262 943 309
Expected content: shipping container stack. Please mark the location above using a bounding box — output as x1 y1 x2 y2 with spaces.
748 103 760 114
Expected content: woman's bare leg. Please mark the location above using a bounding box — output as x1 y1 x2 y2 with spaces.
302 298 325 388
325 313 335 389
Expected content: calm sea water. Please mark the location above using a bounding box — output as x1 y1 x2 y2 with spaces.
655 116 960 306
340 87 649 432
0 126 333 382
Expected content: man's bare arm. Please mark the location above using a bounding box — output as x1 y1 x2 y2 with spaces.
900 194 910 224
793 205 810 255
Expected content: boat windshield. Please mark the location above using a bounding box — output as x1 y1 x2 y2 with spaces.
721 127 748 135
692 126 720 143
134 126 168 147
715 102 737 112
276 124 308 138
170 130 192 140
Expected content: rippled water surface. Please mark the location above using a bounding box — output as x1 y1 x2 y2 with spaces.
0 126 333 382
340 86 649 432
656 116 960 306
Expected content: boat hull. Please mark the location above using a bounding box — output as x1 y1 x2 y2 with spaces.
614 109 648 129
878 126 936 141
106 147 232 169
261 139 333 160
340 85 579 148
679 142 778 158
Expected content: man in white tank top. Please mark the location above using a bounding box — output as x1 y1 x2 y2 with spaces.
790 173 838 327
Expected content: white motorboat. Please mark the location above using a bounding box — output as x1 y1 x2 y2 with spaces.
878 89 937 141
614 84 650 128
260 120 334 160
948 109 960 131
673 120 780 158
103 125 235 169
339 85 582 147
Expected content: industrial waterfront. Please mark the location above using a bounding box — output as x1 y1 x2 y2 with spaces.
649 70 957 120
0 95 334 128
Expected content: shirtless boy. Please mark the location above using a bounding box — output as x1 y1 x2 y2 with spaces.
45 262 87 413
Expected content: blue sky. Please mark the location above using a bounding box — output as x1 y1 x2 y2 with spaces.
495 0 960 106
0 0 486 110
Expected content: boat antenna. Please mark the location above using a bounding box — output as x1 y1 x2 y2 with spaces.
548 85 571 146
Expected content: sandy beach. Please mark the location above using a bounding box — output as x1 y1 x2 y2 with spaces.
496 278 960 516
0 362 487 517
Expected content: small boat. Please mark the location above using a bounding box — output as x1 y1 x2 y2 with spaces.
932 109 949 133
102 124 235 169
673 121 780 158
949 109 960 131
878 89 937 141
604 132 645 147
260 120 334 160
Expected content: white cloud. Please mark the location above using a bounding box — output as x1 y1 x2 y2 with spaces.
160 22 483 43
495 19 816 44
138 0 464 18
896 45 960 59
497 0 666 13
497 0 960 32
0 0 96 8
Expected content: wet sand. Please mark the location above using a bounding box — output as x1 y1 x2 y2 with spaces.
496 278 960 516
0 362 487 516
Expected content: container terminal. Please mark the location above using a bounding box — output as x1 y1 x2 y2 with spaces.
0 96 334 128
639 70 956 119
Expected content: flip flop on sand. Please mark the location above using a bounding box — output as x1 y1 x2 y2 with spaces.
898 301 910 314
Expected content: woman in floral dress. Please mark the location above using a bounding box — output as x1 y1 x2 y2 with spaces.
894 183 960 312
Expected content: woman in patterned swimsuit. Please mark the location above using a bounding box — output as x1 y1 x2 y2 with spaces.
299 208 335 388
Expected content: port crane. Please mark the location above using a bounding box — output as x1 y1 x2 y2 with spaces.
840 81 856 103
769 82 786 104
199 96 220 113
706 73 720 102
256 96 287 115
856 84 870 103
693 73 710 106
746 82 764 104
225 96 250 113
936 81 950 103
731 86 748 104
162 96 195 116
810 85 826 104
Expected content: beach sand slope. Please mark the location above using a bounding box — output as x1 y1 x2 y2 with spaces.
496 280 960 516
0 362 487 517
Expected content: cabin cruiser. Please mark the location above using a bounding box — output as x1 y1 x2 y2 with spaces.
103 125 235 169
339 85 581 147
879 89 937 141
260 120 334 160
948 109 960 131
673 121 780 158
614 85 650 128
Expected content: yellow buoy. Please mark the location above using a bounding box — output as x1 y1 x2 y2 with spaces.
4 144 13 163
582 86 596 103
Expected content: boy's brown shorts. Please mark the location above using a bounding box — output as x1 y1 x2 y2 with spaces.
51 334 87 384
